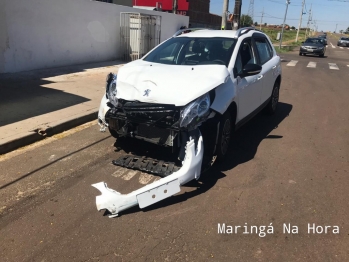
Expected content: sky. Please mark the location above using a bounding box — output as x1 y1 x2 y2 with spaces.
209 0 349 33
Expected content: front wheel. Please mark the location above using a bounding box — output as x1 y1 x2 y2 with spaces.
265 82 280 115
215 111 232 161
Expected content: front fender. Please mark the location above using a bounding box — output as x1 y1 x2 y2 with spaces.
210 77 237 115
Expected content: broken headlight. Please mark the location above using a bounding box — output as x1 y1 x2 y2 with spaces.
179 93 210 128
106 73 118 107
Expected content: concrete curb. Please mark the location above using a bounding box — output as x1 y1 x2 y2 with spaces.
0 111 98 155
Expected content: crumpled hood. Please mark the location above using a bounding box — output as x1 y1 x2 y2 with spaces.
116 60 229 106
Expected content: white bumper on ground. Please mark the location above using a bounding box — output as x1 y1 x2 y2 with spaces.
92 133 204 217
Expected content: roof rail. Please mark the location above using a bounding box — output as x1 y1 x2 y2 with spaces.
234 27 261 38
173 28 212 37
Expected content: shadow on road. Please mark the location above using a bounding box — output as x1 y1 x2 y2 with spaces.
0 60 123 127
109 102 293 217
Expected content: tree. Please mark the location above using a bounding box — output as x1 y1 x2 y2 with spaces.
291 26 296 30
240 15 253 27
254 21 258 26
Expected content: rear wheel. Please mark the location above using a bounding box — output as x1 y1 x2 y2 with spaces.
265 81 280 115
299 52 302 56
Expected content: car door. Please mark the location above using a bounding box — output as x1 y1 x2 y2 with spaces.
234 38 263 122
253 35 278 104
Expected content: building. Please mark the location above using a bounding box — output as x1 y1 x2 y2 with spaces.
133 0 221 28
95 0 132 7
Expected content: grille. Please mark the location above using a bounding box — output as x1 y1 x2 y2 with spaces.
118 101 181 128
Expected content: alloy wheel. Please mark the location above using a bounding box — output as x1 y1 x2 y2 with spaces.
272 86 279 111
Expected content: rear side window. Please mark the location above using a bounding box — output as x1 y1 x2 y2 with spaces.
254 37 273 65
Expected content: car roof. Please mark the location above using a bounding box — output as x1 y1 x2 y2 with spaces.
176 29 238 39
175 28 266 39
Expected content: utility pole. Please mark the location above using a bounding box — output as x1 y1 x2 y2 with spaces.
172 0 178 14
232 0 242 30
296 0 305 42
221 0 229 29
305 4 312 38
279 0 291 49
335 23 338 33
260 7 264 30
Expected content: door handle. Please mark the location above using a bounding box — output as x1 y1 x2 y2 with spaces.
257 75 263 80
272 65 277 69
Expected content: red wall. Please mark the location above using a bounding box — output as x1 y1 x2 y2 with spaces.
133 0 189 11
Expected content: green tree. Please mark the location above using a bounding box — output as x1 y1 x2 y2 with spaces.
254 21 258 26
240 15 253 27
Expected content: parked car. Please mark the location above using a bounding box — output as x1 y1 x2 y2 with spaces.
299 38 326 57
94 27 282 216
337 36 349 47
318 34 327 45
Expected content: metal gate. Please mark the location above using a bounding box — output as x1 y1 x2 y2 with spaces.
120 12 161 62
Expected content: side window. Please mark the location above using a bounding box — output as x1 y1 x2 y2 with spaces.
254 37 272 65
234 38 256 76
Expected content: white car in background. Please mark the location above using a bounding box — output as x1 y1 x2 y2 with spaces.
94 27 282 217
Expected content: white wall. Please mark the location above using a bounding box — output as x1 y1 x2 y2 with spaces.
0 0 189 73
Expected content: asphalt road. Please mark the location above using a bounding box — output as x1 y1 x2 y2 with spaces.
1 38 349 261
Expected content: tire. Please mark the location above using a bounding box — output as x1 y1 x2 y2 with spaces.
215 111 233 161
299 52 302 56
319 54 324 57
265 81 280 115
108 126 119 138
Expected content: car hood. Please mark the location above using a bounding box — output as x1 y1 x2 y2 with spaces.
115 60 229 106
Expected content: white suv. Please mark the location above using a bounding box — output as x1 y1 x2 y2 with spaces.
93 27 282 217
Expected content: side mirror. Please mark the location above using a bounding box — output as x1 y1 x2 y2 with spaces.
240 63 262 77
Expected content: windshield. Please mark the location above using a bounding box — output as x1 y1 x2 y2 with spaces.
340 37 349 41
305 38 323 44
143 37 237 67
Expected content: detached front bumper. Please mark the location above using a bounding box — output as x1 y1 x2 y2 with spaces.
92 130 204 217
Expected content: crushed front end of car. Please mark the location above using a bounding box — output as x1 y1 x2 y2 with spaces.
93 71 220 217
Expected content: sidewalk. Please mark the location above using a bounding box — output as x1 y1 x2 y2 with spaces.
0 60 124 155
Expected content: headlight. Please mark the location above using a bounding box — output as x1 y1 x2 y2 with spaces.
106 73 118 107
179 93 210 128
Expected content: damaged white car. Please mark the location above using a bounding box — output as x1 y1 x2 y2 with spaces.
94 27 282 217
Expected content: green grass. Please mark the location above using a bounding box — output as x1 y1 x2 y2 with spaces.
261 28 307 44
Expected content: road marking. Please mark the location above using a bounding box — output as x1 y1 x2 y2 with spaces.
122 170 138 180
340 47 344 49
307 62 316 68
139 173 154 184
287 60 298 66
329 63 339 70
330 42 335 48
111 167 128 177
347 65 349 67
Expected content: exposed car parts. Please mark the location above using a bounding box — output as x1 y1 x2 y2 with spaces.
92 130 203 217
112 155 180 177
